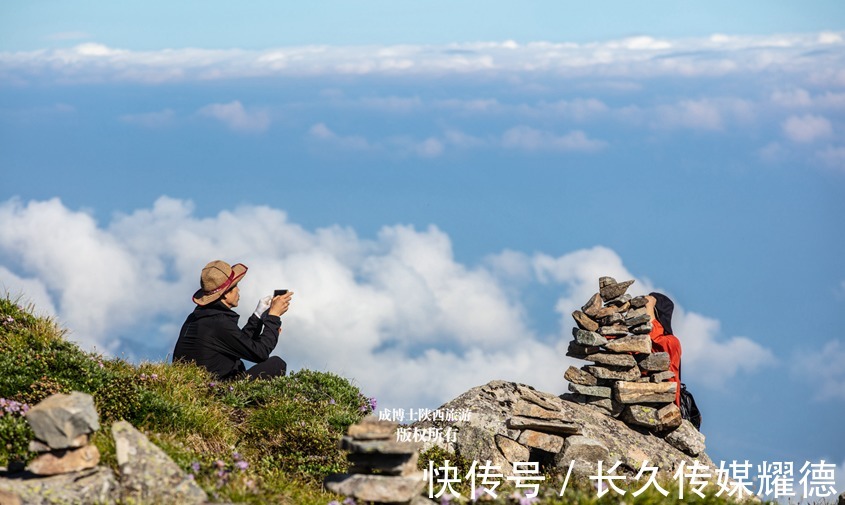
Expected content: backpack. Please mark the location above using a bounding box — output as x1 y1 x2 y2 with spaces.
679 383 702 430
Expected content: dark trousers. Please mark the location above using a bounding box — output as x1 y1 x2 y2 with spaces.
245 356 286 380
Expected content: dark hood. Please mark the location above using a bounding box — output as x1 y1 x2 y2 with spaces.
649 292 675 335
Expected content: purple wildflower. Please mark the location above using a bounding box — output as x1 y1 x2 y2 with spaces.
215 459 226 469
232 452 242 461
329 398 336 405
209 382 217 388
191 462 201 473
369 397 377 411
229 386 234 392
150 373 158 380
342 498 357 505
235 461 248 471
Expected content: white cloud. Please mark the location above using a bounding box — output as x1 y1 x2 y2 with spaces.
816 146 845 172
2 32 843 84
357 96 423 113
501 126 607 152
120 109 175 128
308 123 373 151
758 142 787 163
782 114 833 143
198 101 270 133
791 340 845 402
0 197 777 409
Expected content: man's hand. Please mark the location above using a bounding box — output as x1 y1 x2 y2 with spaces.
253 295 272 318
268 291 293 317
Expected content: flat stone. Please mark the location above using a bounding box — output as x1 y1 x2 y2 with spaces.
651 371 675 382
507 416 581 435
594 305 622 318
621 405 661 428
347 416 397 440
573 329 607 346
0 490 21 505
324 472 426 503
554 436 610 477
568 382 611 398
630 296 648 309
615 381 677 404
638 352 670 372
600 312 624 326
495 435 529 463
29 437 87 454
517 430 564 453
348 452 418 476
112 421 207 505
601 280 635 301
25 392 100 450
572 310 599 332
340 437 418 456
586 365 641 381
599 276 617 288
631 322 654 335
582 293 602 317
605 334 652 354
0 467 117 505
664 420 706 456
564 366 598 386
513 400 561 420
598 324 629 337
585 352 637 368
624 307 651 327
26 445 100 476
605 293 633 307
518 386 560 411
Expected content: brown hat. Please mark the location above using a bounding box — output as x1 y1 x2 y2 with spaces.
192 260 248 306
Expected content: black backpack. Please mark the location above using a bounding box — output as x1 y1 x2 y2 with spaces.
678 363 702 430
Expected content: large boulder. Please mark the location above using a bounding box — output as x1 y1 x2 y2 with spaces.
0 467 117 505
111 421 207 505
412 380 713 480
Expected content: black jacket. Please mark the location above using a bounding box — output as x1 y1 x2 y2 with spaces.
172 301 282 380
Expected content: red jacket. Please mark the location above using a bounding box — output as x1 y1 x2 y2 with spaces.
649 318 682 407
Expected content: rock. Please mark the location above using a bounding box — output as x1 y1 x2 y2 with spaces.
585 365 641 382
517 430 564 453
0 467 117 505
573 329 607 346
112 421 207 505
604 293 633 307
564 366 598 386
651 371 675 382
664 420 706 456
615 381 677 404
568 382 612 398
638 352 670 372
341 437 418 456
495 435 529 463
601 280 635 301
518 386 560 411
572 310 599 332
347 416 397 440
657 404 682 431
554 436 610 477
599 312 624 326
513 399 561 420
566 341 602 358
605 334 652 354
582 293 602 317
621 404 680 431
324 473 426 503
506 416 582 435
348 452 418 476
25 392 99 450
598 324 629 337
594 305 622 318
26 445 100 476
630 296 648 308
564 394 624 417
585 352 637 368
631 322 654 335
0 490 20 505
599 276 617 288
623 307 651 327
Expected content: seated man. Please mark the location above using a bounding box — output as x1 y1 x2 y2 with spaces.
173 260 293 380
645 292 682 407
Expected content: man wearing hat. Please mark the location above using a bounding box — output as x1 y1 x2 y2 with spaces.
173 260 294 380
645 292 682 407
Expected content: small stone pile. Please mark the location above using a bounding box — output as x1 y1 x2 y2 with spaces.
325 416 427 504
23 392 101 476
565 276 681 432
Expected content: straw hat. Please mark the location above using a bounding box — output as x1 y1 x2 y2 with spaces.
193 260 248 306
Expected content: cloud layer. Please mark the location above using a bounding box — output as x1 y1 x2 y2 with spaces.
0 197 776 408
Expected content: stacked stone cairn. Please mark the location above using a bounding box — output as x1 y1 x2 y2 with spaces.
23 392 101 476
565 276 682 432
325 416 427 504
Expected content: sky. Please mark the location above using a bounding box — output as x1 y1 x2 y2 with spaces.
1 1 844 500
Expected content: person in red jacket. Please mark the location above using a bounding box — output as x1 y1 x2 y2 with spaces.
645 292 682 407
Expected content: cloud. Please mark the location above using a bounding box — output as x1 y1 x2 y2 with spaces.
781 114 833 143
0 197 777 409
816 146 845 172
120 109 175 128
198 101 271 133
790 340 845 402
2 32 843 84
502 126 607 152
308 123 372 151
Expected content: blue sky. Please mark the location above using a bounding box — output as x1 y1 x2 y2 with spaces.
1 1 845 500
